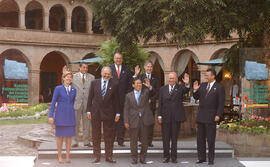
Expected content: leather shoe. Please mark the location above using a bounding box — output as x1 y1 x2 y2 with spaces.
140 159 146 164
131 159 138 164
84 143 92 147
106 157 116 163
172 159 178 163
163 158 170 163
208 161 214 165
148 143 154 147
92 158 100 163
72 144 78 148
196 160 206 164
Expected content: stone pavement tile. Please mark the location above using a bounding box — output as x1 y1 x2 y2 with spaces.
0 156 35 167
35 157 244 167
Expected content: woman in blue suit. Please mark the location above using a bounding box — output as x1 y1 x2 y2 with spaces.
48 72 76 163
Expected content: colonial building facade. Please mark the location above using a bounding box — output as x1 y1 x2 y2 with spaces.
0 0 237 105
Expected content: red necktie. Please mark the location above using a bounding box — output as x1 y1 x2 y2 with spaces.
117 66 120 78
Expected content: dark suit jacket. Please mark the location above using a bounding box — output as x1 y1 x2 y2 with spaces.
86 79 120 120
49 85 76 126
124 88 155 128
158 84 189 123
139 73 160 111
193 82 225 123
110 64 133 111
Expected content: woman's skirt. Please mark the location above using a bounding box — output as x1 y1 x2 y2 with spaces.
55 126 75 137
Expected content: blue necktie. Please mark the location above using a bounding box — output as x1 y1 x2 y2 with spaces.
101 81 106 98
135 92 140 104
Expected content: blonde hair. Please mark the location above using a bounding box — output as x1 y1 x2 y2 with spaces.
62 71 73 78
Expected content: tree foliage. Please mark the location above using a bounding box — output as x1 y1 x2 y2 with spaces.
87 0 270 48
96 38 149 72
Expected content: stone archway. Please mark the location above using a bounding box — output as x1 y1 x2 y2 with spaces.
172 49 200 84
0 49 31 105
39 51 69 102
82 53 102 78
148 51 165 86
25 0 43 30
0 0 19 28
49 4 66 31
71 6 87 33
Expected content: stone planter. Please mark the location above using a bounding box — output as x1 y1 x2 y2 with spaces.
217 128 270 157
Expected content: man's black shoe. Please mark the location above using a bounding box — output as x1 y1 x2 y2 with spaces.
196 160 206 164
106 157 116 163
208 161 214 165
148 143 154 147
172 159 178 163
84 143 92 147
72 144 78 148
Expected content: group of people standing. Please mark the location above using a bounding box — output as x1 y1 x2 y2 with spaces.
48 52 225 166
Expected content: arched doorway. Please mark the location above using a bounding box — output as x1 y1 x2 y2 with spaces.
0 0 19 28
71 6 87 33
83 53 102 78
172 50 200 84
40 51 69 102
0 49 30 105
148 52 165 86
25 0 43 30
210 48 228 82
49 5 66 31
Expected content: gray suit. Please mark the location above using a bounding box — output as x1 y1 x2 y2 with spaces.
124 88 155 161
72 72 94 145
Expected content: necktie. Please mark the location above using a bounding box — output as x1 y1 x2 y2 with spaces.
101 81 106 98
117 65 120 78
206 83 210 96
169 85 174 95
135 92 139 104
82 74 85 84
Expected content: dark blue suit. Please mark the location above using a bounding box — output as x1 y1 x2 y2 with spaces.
49 85 76 137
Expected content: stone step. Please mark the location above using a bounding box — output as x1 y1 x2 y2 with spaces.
37 141 234 159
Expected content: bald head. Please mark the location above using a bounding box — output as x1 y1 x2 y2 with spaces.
101 66 112 81
168 72 178 86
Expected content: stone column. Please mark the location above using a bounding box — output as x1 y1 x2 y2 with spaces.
86 16 92 34
44 11 50 31
66 14 72 32
19 10 26 29
28 69 40 105
163 70 171 85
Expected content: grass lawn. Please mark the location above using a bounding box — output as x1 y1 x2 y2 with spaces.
0 116 48 125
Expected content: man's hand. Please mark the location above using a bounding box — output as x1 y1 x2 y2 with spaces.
124 123 129 129
158 118 162 124
143 78 151 88
134 65 140 76
48 118 54 124
87 113 91 120
182 73 190 85
193 80 200 92
215 116 220 122
115 115 120 122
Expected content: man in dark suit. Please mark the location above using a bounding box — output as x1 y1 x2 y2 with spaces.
134 60 160 147
158 72 190 163
110 52 133 146
86 66 120 163
193 68 225 165
124 78 155 164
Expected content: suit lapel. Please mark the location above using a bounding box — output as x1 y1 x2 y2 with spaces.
131 91 139 106
97 79 102 100
206 82 217 97
111 65 119 80
103 79 112 100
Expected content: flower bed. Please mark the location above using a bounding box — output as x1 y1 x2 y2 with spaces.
0 103 48 120
217 114 270 157
219 114 270 134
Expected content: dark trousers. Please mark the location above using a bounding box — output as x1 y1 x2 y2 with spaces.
148 109 155 145
130 119 150 161
113 114 125 144
161 120 180 160
197 122 217 163
92 119 114 158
